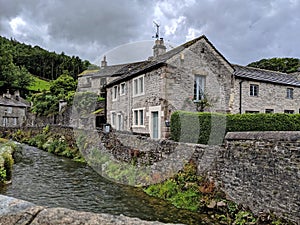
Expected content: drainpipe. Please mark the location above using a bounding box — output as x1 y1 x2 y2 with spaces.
239 80 244 114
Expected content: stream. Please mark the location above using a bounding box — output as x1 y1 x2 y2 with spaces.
0 144 214 224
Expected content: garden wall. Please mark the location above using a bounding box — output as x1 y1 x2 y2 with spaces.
220 131 300 223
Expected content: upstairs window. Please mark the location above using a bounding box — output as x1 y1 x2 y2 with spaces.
194 75 205 101
133 75 144 96
112 85 118 101
120 82 126 95
286 88 293 99
250 84 259 97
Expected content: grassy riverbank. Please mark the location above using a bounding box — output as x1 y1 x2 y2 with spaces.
1 126 84 163
144 161 295 225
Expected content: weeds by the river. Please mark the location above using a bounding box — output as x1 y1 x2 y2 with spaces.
144 161 296 225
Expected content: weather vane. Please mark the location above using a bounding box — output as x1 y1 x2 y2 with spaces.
152 21 160 39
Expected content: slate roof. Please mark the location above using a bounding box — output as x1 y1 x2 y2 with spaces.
80 61 147 79
87 34 300 88
106 35 231 87
0 97 28 108
233 65 300 87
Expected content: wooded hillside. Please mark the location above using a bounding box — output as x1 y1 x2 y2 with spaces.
0 36 90 81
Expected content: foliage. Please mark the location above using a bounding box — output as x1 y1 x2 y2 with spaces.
29 72 77 116
247 57 300 74
28 75 51 92
0 42 33 92
0 35 90 81
170 111 300 144
7 126 84 162
144 161 293 224
0 142 16 183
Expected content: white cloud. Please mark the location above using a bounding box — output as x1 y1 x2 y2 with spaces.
164 16 186 36
9 17 26 35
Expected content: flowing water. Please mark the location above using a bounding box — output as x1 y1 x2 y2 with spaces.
0 145 214 224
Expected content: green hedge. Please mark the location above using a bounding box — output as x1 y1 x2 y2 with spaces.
170 111 300 144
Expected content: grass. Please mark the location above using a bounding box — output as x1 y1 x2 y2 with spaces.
28 75 51 91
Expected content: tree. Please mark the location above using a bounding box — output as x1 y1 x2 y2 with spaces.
29 72 77 116
247 58 300 73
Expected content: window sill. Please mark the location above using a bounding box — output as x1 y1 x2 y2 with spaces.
132 125 146 128
133 93 145 98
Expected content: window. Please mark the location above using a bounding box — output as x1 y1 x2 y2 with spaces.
112 86 118 101
7 107 12 114
284 110 294 114
13 117 18 126
133 109 144 126
111 112 116 127
133 75 144 96
120 82 126 95
2 117 8 127
194 75 205 101
117 114 123 131
250 84 259 96
265 109 274 113
245 111 259 114
287 88 293 99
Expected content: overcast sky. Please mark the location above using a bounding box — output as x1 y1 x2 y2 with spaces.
0 0 299 66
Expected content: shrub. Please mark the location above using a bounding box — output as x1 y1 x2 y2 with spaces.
170 111 300 144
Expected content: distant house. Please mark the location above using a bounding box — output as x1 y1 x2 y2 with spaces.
78 35 300 138
0 91 29 127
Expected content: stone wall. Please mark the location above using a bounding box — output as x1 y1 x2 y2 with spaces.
99 130 300 223
220 131 300 223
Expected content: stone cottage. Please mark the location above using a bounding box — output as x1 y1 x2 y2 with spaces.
0 90 29 127
78 35 300 138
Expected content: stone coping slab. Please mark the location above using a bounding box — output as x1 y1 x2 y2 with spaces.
225 131 300 141
0 195 182 225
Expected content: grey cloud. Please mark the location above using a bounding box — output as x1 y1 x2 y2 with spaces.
0 0 299 65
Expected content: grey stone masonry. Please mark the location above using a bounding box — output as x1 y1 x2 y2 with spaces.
220 131 300 223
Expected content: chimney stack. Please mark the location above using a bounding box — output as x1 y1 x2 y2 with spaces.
101 55 107 67
153 38 166 57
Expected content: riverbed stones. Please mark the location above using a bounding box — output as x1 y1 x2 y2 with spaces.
0 195 182 225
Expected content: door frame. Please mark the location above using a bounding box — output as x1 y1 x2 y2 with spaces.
148 105 161 139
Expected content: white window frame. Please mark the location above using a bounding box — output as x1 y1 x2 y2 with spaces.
2 117 8 127
286 88 293 99
133 75 145 97
250 84 259 97
117 113 123 131
112 85 118 101
120 82 126 96
7 107 12 114
13 117 17 126
194 75 205 102
111 111 116 127
132 108 145 127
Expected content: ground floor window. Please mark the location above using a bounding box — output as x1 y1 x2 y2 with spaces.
2 117 8 126
284 110 294 114
245 110 259 113
133 108 144 126
111 112 116 127
265 109 274 113
117 113 123 131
